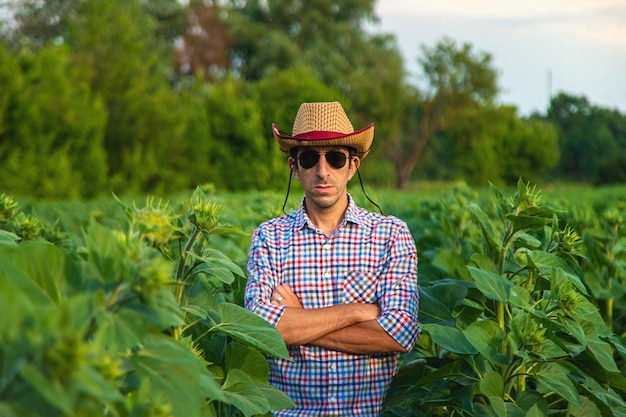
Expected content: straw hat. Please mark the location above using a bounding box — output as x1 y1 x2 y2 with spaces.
272 102 374 159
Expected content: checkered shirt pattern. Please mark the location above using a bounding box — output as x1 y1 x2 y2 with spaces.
245 195 420 416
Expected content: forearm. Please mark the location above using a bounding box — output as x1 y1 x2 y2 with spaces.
276 303 378 346
310 319 408 354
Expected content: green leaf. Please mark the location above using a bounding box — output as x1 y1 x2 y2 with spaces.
559 316 587 346
464 320 508 366
529 252 587 294
481 371 504 397
221 369 272 417
432 248 468 276
488 396 507 417
469 203 501 251
517 390 549 415
525 402 548 417
73 366 125 403
20 363 74 414
468 266 514 303
188 248 245 284
95 308 148 351
0 229 19 246
511 230 542 248
257 383 295 411
198 371 228 404
197 266 236 285
0 241 65 303
535 362 579 406
509 285 531 310
131 335 210 417
418 281 468 325
505 214 552 234
566 395 602 417
205 303 289 360
586 340 619 373
210 224 249 237
225 343 270 383
83 219 129 283
421 323 477 354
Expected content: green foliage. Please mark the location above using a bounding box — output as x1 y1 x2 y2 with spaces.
1 0 625 198
387 37 502 189
383 180 626 416
69 0 187 195
439 106 560 186
546 93 626 183
0 188 293 416
202 79 270 190
4 183 626 416
0 43 107 199
225 0 379 86
572 203 626 336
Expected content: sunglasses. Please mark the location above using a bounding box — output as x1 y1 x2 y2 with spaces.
297 150 349 169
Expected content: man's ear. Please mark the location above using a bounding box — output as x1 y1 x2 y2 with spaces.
348 156 360 180
288 157 298 176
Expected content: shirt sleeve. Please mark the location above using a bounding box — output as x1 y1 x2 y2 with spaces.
245 225 286 327
375 220 421 352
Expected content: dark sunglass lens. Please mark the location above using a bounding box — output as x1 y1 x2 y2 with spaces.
326 151 347 169
298 151 320 169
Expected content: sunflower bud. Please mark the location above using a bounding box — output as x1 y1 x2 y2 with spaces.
557 226 583 254
134 197 180 247
515 181 542 213
13 212 43 241
0 193 19 222
188 187 223 232
557 282 582 314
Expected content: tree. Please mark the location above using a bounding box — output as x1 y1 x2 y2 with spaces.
174 2 233 82
0 43 107 199
546 92 623 182
68 0 188 194
439 105 559 186
203 78 269 190
222 0 404 126
224 0 379 85
385 37 499 189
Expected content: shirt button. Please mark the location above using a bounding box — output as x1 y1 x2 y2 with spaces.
323 244 330 251
324 271 331 278
330 364 337 371
330 396 337 403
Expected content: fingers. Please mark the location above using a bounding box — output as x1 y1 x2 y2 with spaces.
271 284 302 308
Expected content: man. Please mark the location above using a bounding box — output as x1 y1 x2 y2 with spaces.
245 102 420 416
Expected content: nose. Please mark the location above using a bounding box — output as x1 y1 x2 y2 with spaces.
314 153 332 177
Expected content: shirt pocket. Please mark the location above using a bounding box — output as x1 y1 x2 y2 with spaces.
342 270 377 304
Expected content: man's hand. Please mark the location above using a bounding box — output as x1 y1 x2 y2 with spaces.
271 284 303 308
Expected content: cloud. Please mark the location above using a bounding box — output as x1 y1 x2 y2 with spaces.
372 0 626 114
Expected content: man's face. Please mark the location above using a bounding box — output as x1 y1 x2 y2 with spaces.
291 146 360 212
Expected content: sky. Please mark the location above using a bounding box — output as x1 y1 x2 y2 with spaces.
370 0 626 116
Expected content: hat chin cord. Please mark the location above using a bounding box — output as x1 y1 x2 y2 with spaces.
281 163 383 216
356 167 384 215
281 169 294 215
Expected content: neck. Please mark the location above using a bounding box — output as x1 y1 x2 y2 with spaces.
304 195 349 237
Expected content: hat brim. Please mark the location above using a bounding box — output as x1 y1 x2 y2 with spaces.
272 123 374 159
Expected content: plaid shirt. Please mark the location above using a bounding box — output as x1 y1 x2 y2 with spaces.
245 195 420 416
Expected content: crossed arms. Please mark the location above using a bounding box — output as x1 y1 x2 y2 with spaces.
270 284 408 355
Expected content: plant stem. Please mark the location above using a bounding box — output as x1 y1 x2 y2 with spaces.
173 226 200 340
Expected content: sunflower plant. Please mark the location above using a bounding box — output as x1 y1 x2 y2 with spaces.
0 187 292 417
384 179 626 417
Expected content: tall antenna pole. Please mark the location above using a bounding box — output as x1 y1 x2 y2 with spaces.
547 69 553 108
